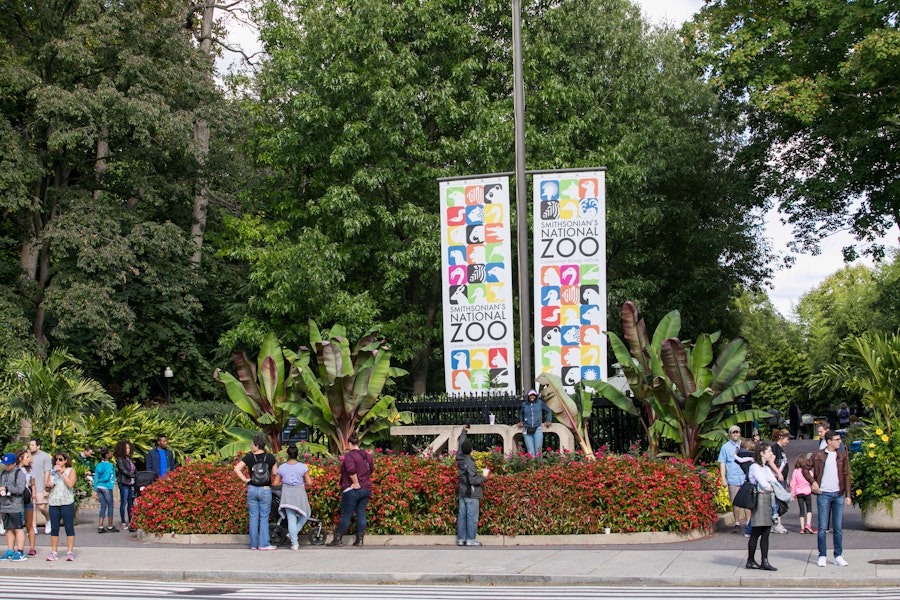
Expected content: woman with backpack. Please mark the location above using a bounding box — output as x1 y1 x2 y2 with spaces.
234 433 279 551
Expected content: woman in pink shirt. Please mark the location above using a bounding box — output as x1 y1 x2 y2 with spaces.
791 455 815 534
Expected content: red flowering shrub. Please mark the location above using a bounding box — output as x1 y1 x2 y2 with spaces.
133 452 717 535
131 461 250 534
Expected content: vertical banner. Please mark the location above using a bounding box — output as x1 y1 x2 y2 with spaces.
533 171 607 390
440 177 517 394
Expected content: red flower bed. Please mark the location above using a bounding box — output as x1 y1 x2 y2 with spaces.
132 453 717 535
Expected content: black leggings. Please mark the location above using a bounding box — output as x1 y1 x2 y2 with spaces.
748 526 771 561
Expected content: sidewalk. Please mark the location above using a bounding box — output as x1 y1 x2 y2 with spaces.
2 506 899 587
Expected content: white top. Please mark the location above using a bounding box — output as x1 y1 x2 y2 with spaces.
48 468 75 506
749 463 778 491
820 450 840 493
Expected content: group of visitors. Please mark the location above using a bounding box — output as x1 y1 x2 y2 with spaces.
234 431 375 551
0 434 169 563
719 420 852 572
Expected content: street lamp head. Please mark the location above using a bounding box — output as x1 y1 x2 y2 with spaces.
164 367 174 379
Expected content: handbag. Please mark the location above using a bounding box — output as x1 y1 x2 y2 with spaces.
732 480 758 510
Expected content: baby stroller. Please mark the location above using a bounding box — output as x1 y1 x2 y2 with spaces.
269 487 326 547
129 470 159 531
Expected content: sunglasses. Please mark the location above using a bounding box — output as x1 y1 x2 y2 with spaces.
55 457 66 462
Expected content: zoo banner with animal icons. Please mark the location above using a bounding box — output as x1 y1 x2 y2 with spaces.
439 176 517 394
533 170 607 391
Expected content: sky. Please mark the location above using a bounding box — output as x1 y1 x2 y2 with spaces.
221 0 897 318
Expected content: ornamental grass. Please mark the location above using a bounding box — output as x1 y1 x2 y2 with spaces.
132 450 718 535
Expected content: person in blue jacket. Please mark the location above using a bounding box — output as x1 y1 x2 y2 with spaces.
516 389 552 456
93 448 118 533
145 434 175 477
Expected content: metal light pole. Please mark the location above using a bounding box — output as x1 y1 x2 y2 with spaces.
512 0 531 393
164 366 173 403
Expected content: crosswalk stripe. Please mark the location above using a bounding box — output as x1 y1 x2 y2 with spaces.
2 577 900 600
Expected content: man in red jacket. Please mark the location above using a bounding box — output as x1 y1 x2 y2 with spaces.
812 430 851 567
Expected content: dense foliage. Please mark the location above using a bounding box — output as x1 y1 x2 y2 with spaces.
132 450 718 535
689 0 900 260
852 423 900 511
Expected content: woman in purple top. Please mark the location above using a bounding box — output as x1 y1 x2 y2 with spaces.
327 433 374 547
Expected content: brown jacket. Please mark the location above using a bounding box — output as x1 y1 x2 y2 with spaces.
811 448 851 497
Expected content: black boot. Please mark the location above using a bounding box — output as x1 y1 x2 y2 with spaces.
326 534 343 547
745 558 760 569
760 560 777 571
352 533 364 546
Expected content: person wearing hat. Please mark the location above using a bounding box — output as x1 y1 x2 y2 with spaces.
516 389 553 457
718 425 749 532
0 452 28 561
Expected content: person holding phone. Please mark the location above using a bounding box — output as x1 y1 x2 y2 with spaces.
456 425 489 547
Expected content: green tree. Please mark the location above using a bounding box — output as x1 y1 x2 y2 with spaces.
2 348 113 447
688 0 900 260
733 289 812 417
231 0 770 391
0 0 243 402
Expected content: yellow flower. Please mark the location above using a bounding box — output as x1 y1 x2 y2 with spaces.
869 443 876 449
869 451 875 458
856 489 862 496
882 435 890 443
876 428 884 436
54 429 61 436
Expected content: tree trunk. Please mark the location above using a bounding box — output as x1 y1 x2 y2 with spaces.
410 273 442 395
189 0 215 267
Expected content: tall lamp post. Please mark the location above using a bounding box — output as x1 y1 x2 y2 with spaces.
164 366 173 403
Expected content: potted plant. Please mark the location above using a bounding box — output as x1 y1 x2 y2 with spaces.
817 332 900 528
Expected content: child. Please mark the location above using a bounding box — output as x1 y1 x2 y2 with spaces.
0 453 27 561
791 455 815 533
93 448 119 533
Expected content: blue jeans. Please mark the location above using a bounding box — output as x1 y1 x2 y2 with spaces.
97 488 114 519
286 509 309 546
247 485 272 548
817 491 844 557
457 497 480 541
119 483 134 524
336 488 371 536
524 428 543 456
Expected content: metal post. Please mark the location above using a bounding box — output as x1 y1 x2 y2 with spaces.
512 0 531 393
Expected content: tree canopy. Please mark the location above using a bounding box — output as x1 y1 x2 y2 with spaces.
688 0 900 260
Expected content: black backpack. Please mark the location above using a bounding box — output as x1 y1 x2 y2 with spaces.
249 453 271 486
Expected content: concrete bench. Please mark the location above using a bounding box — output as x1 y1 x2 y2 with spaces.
390 424 575 456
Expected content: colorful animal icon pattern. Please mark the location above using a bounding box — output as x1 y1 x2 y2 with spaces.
535 175 605 387
443 181 514 392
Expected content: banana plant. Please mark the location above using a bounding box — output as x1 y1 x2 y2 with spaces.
593 301 766 459
214 331 304 453
290 320 413 453
535 372 596 460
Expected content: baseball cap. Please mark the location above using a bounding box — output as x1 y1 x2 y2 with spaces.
527 389 538 396
1 453 16 465
728 425 741 434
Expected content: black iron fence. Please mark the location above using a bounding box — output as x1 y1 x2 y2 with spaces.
392 392 643 455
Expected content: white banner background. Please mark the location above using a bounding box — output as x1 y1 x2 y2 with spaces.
439 177 516 393
532 171 607 390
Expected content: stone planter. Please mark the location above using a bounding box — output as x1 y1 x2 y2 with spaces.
861 498 900 530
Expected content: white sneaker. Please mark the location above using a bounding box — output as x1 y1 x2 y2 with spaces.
44 522 51 535
834 556 848 567
817 556 827 567
290 544 299 551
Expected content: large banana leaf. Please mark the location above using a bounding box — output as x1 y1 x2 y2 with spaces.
710 338 750 391
535 372 595 458
213 369 259 417
661 338 696 402
584 380 640 416
258 332 285 402
621 301 651 374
